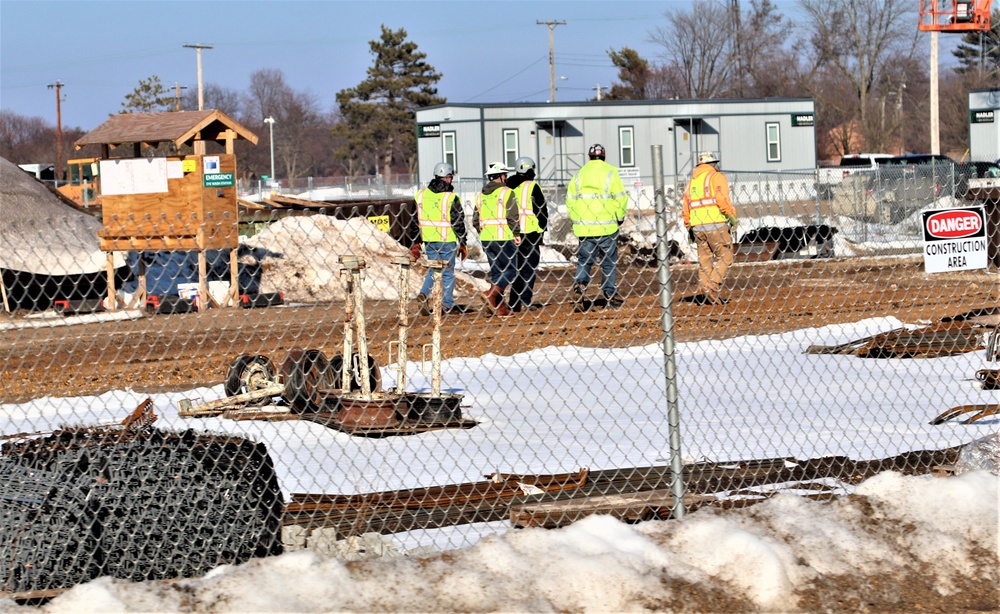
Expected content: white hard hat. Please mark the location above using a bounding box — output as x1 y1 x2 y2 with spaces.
433 162 454 178
698 152 720 165
512 156 536 174
484 162 510 177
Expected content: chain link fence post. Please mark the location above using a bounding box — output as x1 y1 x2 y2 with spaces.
651 145 685 518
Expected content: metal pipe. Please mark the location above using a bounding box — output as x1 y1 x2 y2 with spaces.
340 256 371 397
341 269 354 392
652 144 686 519
428 261 446 396
393 257 411 392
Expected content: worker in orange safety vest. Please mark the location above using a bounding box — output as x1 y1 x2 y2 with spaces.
683 151 738 305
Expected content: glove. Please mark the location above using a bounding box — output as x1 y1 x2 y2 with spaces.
725 214 738 230
458 245 468 262
410 243 421 261
687 228 696 243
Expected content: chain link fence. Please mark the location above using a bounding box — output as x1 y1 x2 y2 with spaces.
1 154 998 596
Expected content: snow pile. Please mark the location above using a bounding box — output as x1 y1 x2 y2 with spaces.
243 216 489 303
25 471 997 613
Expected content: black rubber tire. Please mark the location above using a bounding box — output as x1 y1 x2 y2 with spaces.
281 349 336 414
224 355 277 399
329 353 382 393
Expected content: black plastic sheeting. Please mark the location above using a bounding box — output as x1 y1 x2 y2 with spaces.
739 224 837 260
1 246 264 312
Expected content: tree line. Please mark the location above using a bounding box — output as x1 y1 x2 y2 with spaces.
2 2 998 180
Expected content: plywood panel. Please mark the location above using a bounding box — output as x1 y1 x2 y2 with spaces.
99 154 239 251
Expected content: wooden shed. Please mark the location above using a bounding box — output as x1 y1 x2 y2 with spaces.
75 110 258 311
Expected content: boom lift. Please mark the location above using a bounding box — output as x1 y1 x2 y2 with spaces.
919 0 993 32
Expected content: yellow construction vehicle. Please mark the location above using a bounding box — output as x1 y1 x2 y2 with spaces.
57 157 102 208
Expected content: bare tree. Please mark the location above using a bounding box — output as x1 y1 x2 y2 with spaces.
737 1 806 98
240 69 324 180
651 0 735 98
648 0 798 100
181 83 243 116
798 0 919 153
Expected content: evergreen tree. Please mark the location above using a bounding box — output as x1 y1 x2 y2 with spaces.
605 48 651 100
951 9 1000 81
119 75 174 114
335 25 444 179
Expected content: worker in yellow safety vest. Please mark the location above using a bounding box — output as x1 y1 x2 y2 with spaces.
505 156 548 312
566 144 628 308
682 151 738 305
473 162 521 316
411 162 468 315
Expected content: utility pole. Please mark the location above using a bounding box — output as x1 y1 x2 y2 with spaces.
173 83 188 112
536 20 565 102
182 43 214 111
593 83 603 101
47 80 63 186
730 0 744 98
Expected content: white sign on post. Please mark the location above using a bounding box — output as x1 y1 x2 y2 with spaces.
922 206 988 273
619 167 641 179
99 158 169 196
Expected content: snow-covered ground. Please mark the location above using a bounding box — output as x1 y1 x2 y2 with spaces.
1 317 997 612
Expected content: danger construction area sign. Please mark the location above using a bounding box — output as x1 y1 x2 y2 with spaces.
922 206 988 273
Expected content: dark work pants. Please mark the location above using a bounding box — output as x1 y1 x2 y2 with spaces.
509 233 543 309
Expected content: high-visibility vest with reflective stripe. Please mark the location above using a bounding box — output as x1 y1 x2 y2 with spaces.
566 162 627 237
416 188 458 243
515 181 543 234
686 167 729 227
476 187 514 242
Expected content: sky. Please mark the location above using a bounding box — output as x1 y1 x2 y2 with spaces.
0 311 996 611
0 0 959 134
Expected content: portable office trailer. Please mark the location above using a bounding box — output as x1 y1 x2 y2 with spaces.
415 98 816 185
969 88 1000 161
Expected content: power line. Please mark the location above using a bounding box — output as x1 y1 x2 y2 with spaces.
461 56 547 102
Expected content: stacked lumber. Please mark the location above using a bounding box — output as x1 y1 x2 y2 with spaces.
284 448 960 539
805 321 986 358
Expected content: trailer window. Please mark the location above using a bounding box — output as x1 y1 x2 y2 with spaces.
442 132 456 172
766 123 781 162
503 129 519 168
619 126 634 167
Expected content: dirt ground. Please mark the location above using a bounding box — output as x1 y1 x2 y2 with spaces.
2 255 998 611
1 255 997 403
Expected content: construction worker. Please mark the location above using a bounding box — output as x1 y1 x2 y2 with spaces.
683 151 737 305
411 162 468 314
473 162 520 317
505 156 548 312
566 144 628 308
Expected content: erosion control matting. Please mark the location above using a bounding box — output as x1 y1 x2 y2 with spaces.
0 423 284 597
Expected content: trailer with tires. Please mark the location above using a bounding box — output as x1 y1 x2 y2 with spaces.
179 256 477 436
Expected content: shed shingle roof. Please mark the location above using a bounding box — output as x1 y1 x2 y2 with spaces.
75 110 258 149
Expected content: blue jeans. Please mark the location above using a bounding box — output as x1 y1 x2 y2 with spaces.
483 240 517 290
574 232 619 297
510 233 542 309
419 242 457 308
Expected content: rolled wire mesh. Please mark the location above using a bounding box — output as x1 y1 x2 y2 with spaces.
0 160 996 594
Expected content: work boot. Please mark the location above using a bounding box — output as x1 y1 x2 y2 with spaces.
572 282 586 299
603 292 625 309
482 284 512 317
416 293 430 316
